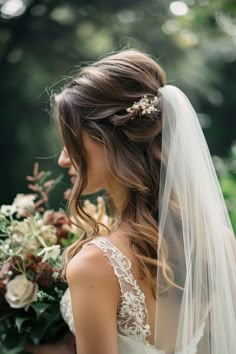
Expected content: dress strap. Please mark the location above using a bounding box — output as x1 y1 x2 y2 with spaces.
83 236 151 340
82 236 133 294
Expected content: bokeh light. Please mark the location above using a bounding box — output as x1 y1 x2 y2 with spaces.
1 0 26 18
170 1 189 16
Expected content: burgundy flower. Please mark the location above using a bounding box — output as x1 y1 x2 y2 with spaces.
9 257 23 277
35 261 58 288
25 254 42 281
46 211 71 243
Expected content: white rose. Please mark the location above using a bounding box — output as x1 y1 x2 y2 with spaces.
12 194 36 217
5 274 38 308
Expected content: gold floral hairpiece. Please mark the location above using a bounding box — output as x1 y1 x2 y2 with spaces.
126 95 160 119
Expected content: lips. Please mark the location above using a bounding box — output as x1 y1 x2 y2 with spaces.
70 176 76 184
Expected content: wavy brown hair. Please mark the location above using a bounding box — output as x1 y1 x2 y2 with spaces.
53 49 180 297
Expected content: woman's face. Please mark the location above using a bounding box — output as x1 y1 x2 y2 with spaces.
58 130 108 195
58 147 77 184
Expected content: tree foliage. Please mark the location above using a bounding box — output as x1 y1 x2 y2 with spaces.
0 0 235 228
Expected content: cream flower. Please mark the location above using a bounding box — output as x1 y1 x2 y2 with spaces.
5 274 38 308
0 204 17 216
8 217 57 254
40 225 57 245
81 197 115 235
12 194 36 217
13 234 39 254
38 245 61 262
8 218 41 254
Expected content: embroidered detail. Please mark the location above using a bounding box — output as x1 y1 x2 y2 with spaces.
60 287 74 334
84 237 151 341
60 237 206 353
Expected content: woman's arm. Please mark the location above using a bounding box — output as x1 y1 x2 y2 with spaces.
66 244 121 354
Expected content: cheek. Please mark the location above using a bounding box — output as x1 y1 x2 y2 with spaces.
85 146 107 191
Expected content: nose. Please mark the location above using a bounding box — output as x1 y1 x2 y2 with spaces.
58 147 72 168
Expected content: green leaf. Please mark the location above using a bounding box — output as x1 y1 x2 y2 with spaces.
30 302 50 320
30 310 61 345
0 311 14 323
15 316 29 332
49 174 64 192
38 171 52 186
1 346 24 354
0 332 27 353
0 311 15 335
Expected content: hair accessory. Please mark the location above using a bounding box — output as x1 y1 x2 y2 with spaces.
126 95 160 119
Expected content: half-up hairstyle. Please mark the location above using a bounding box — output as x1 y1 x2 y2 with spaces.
53 49 180 296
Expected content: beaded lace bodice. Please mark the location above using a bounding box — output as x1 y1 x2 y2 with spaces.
60 236 205 354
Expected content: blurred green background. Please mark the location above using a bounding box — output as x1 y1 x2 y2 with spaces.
0 0 235 230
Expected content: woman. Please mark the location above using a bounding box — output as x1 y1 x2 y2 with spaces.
30 49 236 353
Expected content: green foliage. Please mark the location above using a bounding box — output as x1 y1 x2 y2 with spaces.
0 0 236 206
0 289 68 352
0 2 235 219
214 143 236 233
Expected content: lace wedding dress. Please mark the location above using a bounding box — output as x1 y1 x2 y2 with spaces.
60 237 205 354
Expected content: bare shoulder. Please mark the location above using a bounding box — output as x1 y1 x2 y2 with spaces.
66 242 120 302
66 242 120 354
66 243 104 278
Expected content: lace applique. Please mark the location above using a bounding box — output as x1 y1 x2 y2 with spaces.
60 287 74 334
83 237 151 341
60 236 206 353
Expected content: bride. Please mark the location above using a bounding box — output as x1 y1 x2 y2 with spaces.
27 49 236 354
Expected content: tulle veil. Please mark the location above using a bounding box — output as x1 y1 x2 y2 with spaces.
154 85 236 354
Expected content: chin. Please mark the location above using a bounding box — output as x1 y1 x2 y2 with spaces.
82 186 103 196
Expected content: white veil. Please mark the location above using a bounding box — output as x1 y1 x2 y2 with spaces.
154 85 236 353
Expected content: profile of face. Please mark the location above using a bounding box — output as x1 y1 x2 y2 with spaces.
55 49 165 213
58 130 108 195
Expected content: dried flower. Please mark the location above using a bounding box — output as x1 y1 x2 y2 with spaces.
79 197 115 235
126 95 160 119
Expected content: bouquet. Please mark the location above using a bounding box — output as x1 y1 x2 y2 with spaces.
0 163 113 354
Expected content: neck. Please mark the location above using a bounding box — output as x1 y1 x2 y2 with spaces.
107 181 126 217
